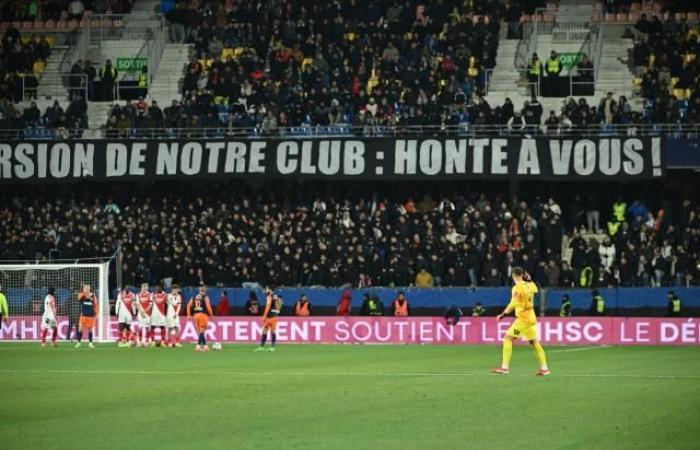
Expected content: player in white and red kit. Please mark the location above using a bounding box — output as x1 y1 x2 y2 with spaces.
151 286 168 346
136 283 153 347
40 287 59 347
166 284 183 347
115 286 136 347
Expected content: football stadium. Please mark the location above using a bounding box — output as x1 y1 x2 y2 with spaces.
1 0 700 449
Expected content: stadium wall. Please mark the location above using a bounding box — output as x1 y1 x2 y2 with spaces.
8 287 700 317
2 316 699 345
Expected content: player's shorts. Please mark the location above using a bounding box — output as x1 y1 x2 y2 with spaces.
118 310 134 325
263 317 278 331
79 316 95 329
41 313 57 329
506 319 538 341
193 313 209 331
166 314 180 329
138 314 151 328
150 311 167 327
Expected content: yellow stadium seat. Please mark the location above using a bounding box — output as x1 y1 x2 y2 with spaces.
684 54 697 64
345 32 356 42
673 89 687 99
302 57 313 69
221 48 234 61
468 68 479 77
669 77 680 88
32 60 45 74
233 47 245 58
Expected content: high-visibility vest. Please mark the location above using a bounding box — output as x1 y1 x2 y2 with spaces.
595 296 605 314
529 59 540 75
368 299 381 316
138 73 148 87
612 202 626 222
295 301 310 316
607 221 621 236
546 58 560 74
579 267 593 287
672 298 681 313
560 300 571 317
394 300 408 316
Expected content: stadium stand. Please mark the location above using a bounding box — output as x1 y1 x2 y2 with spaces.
1 182 698 289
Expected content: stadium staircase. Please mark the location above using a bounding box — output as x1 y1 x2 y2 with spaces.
561 232 608 263
128 0 162 20
595 26 639 106
148 44 192 108
36 46 71 102
484 39 527 110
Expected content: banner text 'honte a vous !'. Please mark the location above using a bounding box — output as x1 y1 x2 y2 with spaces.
0 137 663 182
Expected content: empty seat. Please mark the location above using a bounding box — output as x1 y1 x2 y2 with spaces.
221 48 235 60
33 60 46 74
673 88 687 99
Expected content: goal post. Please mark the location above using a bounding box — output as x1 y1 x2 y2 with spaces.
0 262 111 342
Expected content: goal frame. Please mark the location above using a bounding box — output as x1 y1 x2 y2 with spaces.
0 262 111 342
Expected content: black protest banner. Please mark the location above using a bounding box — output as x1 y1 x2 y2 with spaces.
0 137 664 183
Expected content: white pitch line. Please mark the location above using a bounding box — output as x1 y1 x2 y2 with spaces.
549 345 612 353
1 369 699 380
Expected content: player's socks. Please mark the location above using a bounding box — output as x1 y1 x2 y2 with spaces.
88 332 93 343
531 341 548 371
160 326 166 344
76 331 82 342
52 329 58 343
271 332 276 347
260 333 268 347
502 338 513 370
41 328 48 344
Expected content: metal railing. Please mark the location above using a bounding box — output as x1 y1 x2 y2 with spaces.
593 24 604 89
21 73 88 101
2 124 699 140
87 14 163 44
485 68 540 97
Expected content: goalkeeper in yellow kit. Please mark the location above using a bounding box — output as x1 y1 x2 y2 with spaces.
492 267 550 376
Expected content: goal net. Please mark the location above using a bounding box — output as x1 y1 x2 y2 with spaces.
0 263 110 342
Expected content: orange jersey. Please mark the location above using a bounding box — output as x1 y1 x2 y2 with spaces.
506 281 538 324
263 294 281 319
78 292 98 316
187 294 213 317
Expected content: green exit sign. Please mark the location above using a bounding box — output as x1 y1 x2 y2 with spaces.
116 58 148 72
558 53 585 69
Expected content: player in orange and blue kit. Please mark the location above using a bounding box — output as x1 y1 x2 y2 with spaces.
492 267 550 376
187 285 213 351
76 284 98 349
255 287 282 352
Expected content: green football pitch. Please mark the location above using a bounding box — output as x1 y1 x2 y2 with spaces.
2 343 699 450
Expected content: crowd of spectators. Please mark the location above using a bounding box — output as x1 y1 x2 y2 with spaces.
632 12 700 123
0 96 88 137
1 182 698 290
0 26 52 102
104 90 649 137
162 0 547 130
0 0 135 22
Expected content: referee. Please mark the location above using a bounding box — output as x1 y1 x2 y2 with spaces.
0 284 8 324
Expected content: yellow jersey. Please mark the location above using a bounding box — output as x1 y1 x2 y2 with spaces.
506 281 538 324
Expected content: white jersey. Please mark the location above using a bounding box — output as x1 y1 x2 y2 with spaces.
41 294 57 329
116 291 136 324
166 292 182 328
